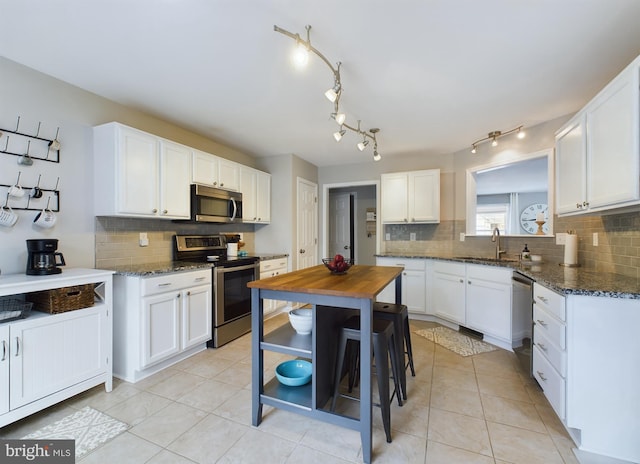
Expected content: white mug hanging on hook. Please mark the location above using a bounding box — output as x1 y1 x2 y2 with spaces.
0 205 18 227
8 172 25 198
33 197 56 229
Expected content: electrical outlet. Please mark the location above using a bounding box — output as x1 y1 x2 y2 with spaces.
139 232 149 247
385 233 391 241
593 232 599 246
460 232 465 242
410 233 416 241
555 233 567 245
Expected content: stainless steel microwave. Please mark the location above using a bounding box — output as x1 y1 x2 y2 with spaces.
190 184 243 223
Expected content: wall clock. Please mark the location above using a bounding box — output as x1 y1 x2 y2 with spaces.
520 203 549 235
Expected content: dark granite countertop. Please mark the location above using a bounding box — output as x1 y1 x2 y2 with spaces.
110 261 214 277
377 253 640 299
253 253 289 261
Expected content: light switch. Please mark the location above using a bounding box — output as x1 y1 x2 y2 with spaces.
460 233 465 242
139 232 149 247
593 232 599 246
410 233 416 241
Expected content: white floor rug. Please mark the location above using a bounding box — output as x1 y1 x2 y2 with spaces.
22 406 129 459
414 326 497 356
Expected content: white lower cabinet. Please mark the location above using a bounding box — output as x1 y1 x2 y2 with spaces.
375 257 427 314
0 269 114 428
465 264 512 341
259 257 288 316
113 269 212 382
432 261 466 324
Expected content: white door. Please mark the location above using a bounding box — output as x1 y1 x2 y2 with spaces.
555 117 587 214
381 173 408 223
160 140 191 219
410 170 440 222
329 192 352 260
256 171 271 223
118 127 159 215
240 166 258 222
297 178 318 270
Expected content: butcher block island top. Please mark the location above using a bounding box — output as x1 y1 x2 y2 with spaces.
247 264 403 299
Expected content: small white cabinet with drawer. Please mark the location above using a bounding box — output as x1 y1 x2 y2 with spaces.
532 283 566 420
113 268 212 383
376 257 427 314
259 257 289 316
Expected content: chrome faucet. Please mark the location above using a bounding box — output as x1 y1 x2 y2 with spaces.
491 227 506 260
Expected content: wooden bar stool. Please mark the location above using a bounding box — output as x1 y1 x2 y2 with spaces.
330 316 403 443
373 302 415 401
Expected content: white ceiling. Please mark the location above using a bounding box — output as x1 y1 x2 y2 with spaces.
2 0 640 167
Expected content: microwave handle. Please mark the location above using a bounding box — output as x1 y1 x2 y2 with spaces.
230 198 237 221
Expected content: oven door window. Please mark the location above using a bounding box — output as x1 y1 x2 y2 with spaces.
218 266 255 323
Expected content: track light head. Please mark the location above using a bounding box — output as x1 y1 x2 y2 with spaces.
325 83 341 102
373 151 381 161
333 128 346 142
471 145 477 154
292 41 309 68
332 112 346 125
517 127 526 139
357 139 369 151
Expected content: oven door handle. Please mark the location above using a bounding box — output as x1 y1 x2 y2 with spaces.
216 262 258 274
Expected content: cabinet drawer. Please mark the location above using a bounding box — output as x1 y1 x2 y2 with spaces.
142 270 211 296
432 260 465 276
260 259 287 273
533 284 565 321
377 257 425 271
533 329 566 376
466 263 512 283
533 305 566 349
533 345 565 420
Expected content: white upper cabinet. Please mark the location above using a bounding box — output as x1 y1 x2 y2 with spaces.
556 54 640 215
381 169 440 223
192 150 240 191
94 122 191 219
240 166 271 223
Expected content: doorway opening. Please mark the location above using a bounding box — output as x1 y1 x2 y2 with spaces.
323 181 379 266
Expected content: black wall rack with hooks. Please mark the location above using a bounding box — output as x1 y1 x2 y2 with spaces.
0 117 61 164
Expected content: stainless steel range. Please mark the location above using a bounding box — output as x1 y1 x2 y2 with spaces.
174 234 259 347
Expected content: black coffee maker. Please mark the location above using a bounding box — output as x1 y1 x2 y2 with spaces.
26 239 66 275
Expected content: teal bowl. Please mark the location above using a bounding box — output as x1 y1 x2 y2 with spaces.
275 360 312 386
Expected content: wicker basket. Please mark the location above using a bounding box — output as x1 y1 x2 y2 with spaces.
27 284 95 314
0 299 33 322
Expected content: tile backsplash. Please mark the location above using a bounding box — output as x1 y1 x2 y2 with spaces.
95 217 255 269
383 211 640 278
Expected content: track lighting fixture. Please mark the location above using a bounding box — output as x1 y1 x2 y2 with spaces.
274 24 382 161
470 125 525 153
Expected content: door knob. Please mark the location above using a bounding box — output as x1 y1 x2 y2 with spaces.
343 245 349 250
300 249 305 253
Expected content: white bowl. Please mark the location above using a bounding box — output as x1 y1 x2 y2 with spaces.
288 308 312 335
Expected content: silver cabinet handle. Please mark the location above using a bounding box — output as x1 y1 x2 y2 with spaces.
468 280 472 284
536 295 548 304
536 370 547 381
220 183 224 186
1 340 6 361
162 209 168 214
15 337 20 357
344 245 349 250
583 201 589 207
213 181 217 186
536 319 547 327
194 276 206 282
459 279 464 283
186 291 191 296
152 208 158 213
300 249 305 254
537 343 547 352
157 283 172 288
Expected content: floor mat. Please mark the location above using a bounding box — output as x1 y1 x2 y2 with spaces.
22 406 129 459
414 326 497 356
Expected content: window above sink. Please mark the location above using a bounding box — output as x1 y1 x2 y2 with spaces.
465 148 554 237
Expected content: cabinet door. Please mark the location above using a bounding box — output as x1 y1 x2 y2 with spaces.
401 269 427 314
160 141 192 219
432 263 466 324
240 167 258 222
10 308 106 409
218 159 240 191
381 173 409 223
409 170 440 223
586 73 639 209
182 284 212 349
0 325 8 415
117 126 159 215
466 275 511 340
192 150 218 186
256 171 271 223
556 117 587 214
142 292 181 367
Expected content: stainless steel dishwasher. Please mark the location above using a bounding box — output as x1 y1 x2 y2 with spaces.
512 272 534 376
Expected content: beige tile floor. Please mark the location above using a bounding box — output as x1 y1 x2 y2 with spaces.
0 315 579 463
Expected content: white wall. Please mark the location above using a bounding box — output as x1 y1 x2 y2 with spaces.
0 57 256 275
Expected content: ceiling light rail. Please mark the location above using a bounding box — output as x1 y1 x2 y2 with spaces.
274 24 382 161
470 125 525 154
